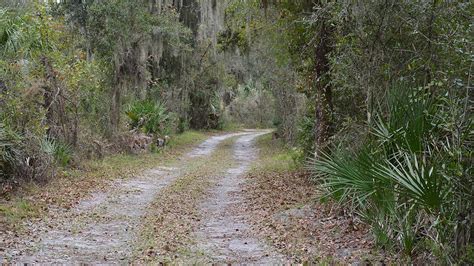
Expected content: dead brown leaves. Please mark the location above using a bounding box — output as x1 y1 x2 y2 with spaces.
135 172 209 262
242 170 381 264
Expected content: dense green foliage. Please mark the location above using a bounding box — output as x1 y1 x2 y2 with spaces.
0 0 235 184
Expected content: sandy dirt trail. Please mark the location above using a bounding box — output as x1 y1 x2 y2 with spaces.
4 130 284 264
5 132 241 264
193 130 285 264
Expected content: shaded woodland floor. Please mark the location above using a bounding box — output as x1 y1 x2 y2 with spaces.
1 131 381 264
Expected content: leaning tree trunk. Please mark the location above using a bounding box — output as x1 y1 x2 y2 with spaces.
313 19 334 158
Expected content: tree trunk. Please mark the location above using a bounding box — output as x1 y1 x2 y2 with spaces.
110 81 122 135
313 19 334 158
110 52 123 135
41 55 78 146
41 56 56 139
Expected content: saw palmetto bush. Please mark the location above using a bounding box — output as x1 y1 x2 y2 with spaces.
125 100 172 136
311 85 473 262
40 138 73 167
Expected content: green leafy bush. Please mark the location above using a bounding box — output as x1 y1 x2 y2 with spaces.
296 115 315 159
0 123 15 179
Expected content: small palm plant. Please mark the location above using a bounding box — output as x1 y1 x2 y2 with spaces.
125 100 170 135
40 138 73 167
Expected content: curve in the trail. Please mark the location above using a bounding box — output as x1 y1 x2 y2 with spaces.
195 130 285 264
187 132 246 157
7 132 246 264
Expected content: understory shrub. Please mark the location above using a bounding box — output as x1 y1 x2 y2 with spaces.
0 123 16 181
1 124 55 185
